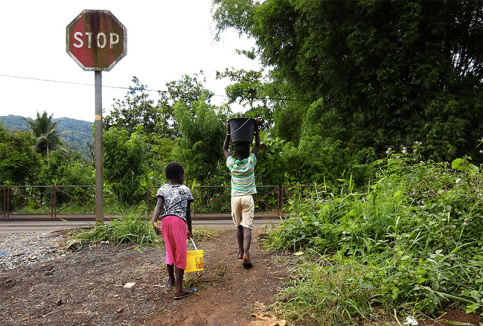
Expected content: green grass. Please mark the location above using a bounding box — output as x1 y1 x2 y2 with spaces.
276 253 379 325
266 154 483 324
75 213 159 247
192 225 217 242
73 214 217 248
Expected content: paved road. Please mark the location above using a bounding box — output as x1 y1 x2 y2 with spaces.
0 219 281 234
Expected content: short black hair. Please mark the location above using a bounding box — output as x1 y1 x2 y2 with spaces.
165 162 184 182
234 142 250 159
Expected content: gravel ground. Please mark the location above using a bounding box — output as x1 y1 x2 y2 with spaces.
0 230 67 271
0 227 290 326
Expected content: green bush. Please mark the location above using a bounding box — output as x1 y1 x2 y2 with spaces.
267 152 483 324
76 213 159 246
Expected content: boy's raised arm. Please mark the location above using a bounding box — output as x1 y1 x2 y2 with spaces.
251 119 260 157
223 121 231 159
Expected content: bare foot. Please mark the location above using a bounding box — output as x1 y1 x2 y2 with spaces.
242 255 253 268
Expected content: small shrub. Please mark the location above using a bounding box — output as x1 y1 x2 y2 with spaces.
267 153 483 323
76 213 159 246
192 225 217 242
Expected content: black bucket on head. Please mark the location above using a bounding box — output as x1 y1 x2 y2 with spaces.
228 117 255 143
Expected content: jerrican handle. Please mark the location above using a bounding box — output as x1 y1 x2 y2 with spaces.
190 238 198 252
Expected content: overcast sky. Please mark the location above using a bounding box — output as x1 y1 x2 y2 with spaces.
0 0 260 122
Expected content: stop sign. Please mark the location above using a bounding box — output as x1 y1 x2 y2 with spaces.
66 10 127 71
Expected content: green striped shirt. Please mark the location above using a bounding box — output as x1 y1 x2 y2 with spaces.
226 153 257 196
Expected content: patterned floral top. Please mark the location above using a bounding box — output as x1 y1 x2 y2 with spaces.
155 184 194 222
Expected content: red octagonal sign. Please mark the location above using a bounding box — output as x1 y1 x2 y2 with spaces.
66 10 127 71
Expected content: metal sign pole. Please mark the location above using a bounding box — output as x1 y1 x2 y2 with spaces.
94 71 104 224
67 10 126 224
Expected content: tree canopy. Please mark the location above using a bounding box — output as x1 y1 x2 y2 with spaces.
23 111 69 162
105 73 214 139
0 123 42 185
213 0 483 162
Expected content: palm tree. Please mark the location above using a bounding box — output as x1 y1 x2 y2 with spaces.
23 111 69 165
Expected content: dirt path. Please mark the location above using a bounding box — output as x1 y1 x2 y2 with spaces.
0 225 288 326
2 224 482 326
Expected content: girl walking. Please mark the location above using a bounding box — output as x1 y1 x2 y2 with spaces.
152 162 197 300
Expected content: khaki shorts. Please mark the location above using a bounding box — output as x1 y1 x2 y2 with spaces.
231 195 254 229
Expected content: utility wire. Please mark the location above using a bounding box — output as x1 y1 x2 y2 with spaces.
0 73 157 91
0 73 313 103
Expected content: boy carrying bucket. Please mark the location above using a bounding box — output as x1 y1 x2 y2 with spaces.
223 118 260 268
152 162 197 300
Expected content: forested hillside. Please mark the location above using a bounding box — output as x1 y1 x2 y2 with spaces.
0 115 92 160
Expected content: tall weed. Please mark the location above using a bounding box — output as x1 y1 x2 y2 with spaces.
76 213 159 246
268 153 483 323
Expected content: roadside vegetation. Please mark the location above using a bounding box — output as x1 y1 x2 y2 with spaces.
74 213 159 247
73 213 216 248
266 150 483 324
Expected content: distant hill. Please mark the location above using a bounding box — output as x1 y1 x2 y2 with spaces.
0 115 93 160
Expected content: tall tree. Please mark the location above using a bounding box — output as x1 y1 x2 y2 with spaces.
23 111 69 165
213 0 483 162
103 125 148 205
104 77 161 136
0 123 43 185
157 72 214 138
174 96 229 184
105 73 214 139
216 67 274 129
